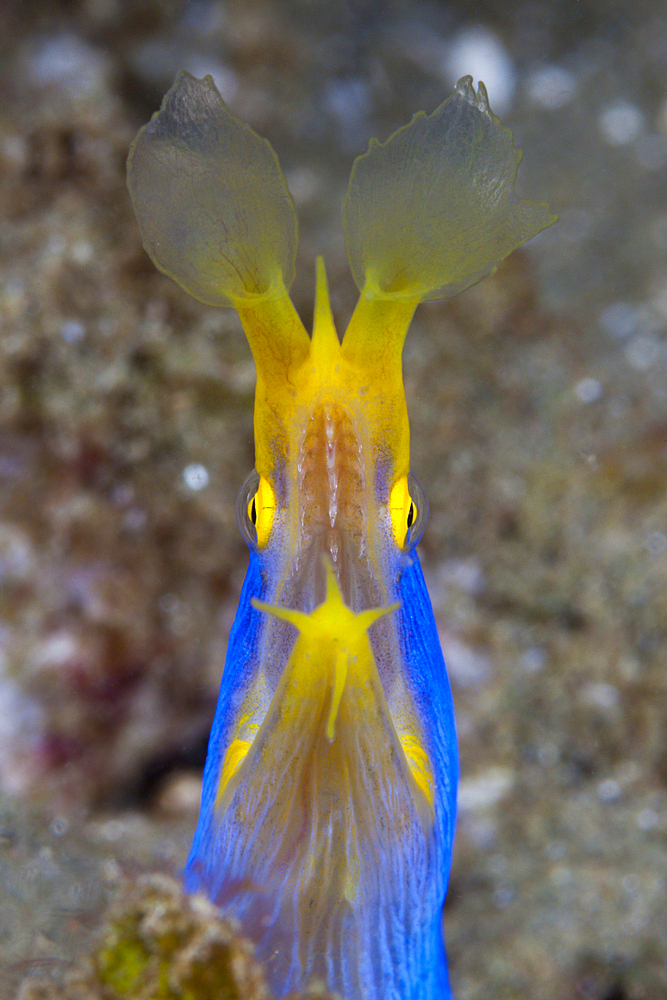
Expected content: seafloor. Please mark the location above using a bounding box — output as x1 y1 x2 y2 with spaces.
0 1 666 998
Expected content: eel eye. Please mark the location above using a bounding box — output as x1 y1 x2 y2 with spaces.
389 474 429 549
237 470 276 548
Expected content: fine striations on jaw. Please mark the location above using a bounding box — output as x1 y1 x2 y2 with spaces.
297 403 369 609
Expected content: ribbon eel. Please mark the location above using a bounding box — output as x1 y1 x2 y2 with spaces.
127 74 554 1000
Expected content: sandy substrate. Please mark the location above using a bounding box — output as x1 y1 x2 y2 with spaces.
1 1 666 998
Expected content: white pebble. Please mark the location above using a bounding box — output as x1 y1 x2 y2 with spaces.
599 102 645 145
574 377 602 403
527 65 577 109
581 682 620 710
50 816 69 836
183 463 209 491
436 558 485 594
597 778 621 802
32 630 80 671
60 320 85 343
458 766 514 811
26 34 109 96
98 818 126 842
440 635 492 688
70 241 93 265
156 772 203 815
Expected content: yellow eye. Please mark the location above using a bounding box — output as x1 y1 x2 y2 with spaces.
389 474 428 549
237 471 277 548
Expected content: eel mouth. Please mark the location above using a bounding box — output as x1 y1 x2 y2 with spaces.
288 400 384 614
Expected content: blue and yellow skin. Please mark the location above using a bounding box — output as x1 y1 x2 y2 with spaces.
127 73 554 1000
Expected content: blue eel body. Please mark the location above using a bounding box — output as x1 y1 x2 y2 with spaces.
127 69 554 999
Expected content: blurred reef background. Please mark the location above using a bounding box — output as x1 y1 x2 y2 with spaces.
1 0 667 997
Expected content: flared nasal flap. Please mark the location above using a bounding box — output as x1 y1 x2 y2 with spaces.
343 76 556 303
127 71 298 307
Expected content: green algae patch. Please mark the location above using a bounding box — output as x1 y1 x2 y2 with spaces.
17 874 268 1000
91 875 258 1000
96 927 156 997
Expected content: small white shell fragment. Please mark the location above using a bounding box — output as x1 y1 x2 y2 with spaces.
183 463 210 491
527 65 577 110
599 102 645 145
574 377 603 403
458 766 514 811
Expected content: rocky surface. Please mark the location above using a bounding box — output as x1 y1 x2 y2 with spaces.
1 1 666 998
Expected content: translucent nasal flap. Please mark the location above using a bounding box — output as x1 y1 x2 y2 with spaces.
344 76 556 303
127 71 298 307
